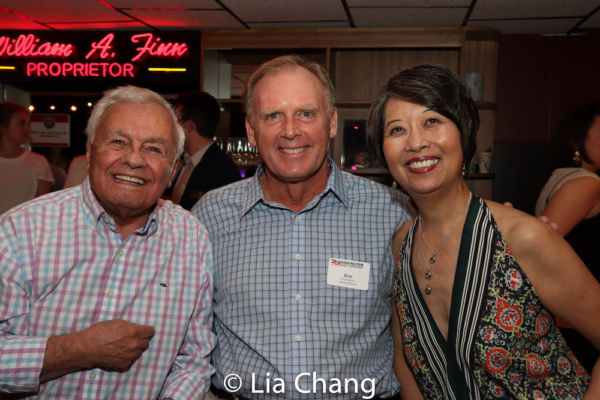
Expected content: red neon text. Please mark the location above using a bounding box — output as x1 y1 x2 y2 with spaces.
27 62 135 78
130 33 188 62
0 34 73 57
85 33 115 60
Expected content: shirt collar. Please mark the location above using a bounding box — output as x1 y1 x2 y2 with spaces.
80 176 160 237
240 158 349 217
186 141 214 167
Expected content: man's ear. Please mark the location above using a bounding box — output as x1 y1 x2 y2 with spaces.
246 118 257 147
329 109 338 139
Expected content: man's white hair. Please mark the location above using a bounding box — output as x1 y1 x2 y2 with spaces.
86 85 185 162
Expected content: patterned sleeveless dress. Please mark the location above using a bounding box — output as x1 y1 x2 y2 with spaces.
394 196 590 399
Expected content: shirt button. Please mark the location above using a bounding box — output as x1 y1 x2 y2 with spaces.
295 215 302 222
295 294 301 301
117 250 124 256
295 335 301 342
90 373 96 381
295 253 301 260
107 290 114 298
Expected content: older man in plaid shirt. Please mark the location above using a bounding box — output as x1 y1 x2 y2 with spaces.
0 86 214 399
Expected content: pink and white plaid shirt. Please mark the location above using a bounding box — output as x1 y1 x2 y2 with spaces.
0 178 214 399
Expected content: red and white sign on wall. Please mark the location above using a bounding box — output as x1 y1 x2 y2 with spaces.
29 114 70 147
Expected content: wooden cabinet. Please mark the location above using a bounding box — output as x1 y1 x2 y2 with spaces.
201 27 498 197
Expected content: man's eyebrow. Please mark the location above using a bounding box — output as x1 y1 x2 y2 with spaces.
144 138 168 145
104 130 168 144
258 108 280 116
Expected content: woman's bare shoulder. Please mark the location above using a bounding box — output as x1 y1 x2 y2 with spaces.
392 220 414 256
393 220 414 242
484 199 560 255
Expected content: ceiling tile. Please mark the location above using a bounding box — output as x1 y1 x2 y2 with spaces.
468 18 582 35
471 0 597 20
352 7 466 27
248 21 351 29
221 0 347 22
108 0 221 8
0 0 126 23
45 21 147 30
348 0 471 6
127 9 244 28
0 10 50 29
580 11 600 30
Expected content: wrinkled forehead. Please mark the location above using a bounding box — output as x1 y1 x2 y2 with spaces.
99 102 178 145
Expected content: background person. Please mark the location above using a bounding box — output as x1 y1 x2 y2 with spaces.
0 102 53 214
193 55 414 399
64 153 88 188
168 90 241 210
535 103 600 372
0 86 214 399
367 65 600 399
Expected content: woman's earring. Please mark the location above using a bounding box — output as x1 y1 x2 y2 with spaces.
573 150 582 164
462 161 467 177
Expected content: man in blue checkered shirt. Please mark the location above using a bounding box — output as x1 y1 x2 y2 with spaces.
193 55 414 400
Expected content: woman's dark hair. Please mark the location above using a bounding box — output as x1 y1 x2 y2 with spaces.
0 102 28 127
366 64 479 169
551 103 600 169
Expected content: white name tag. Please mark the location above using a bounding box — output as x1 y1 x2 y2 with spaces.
327 258 370 290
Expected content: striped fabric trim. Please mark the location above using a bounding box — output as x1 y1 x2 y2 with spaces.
402 221 453 400
402 196 496 399
451 197 495 400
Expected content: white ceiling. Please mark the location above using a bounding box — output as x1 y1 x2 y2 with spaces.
0 0 598 35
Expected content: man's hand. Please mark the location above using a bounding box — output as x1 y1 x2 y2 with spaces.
536 215 560 234
78 319 155 372
41 319 155 383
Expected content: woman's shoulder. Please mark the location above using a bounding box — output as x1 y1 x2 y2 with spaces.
24 149 51 165
484 199 559 254
392 220 414 256
394 220 414 240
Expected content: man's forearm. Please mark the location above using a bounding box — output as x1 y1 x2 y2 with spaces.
40 333 88 383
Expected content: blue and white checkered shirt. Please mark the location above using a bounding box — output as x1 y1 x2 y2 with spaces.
0 178 215 399
193 159 414 399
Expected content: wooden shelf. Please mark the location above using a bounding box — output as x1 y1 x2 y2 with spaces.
336 100 497 109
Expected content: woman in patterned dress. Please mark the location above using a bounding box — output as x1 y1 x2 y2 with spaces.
366 65 600 399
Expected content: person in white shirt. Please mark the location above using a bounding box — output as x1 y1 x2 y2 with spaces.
0 102 53 214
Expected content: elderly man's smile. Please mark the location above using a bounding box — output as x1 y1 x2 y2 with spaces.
114 174 147 185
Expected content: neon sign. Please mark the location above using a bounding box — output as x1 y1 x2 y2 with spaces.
26 62 134 78
130 33 188 62
0 31 197 84
83 33 188 62
0 34 74 57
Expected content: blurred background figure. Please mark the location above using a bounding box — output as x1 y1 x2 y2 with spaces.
64 154 88 188
535 103 600 371
0 102 54 214
168 91 240 211
34 147 68 192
